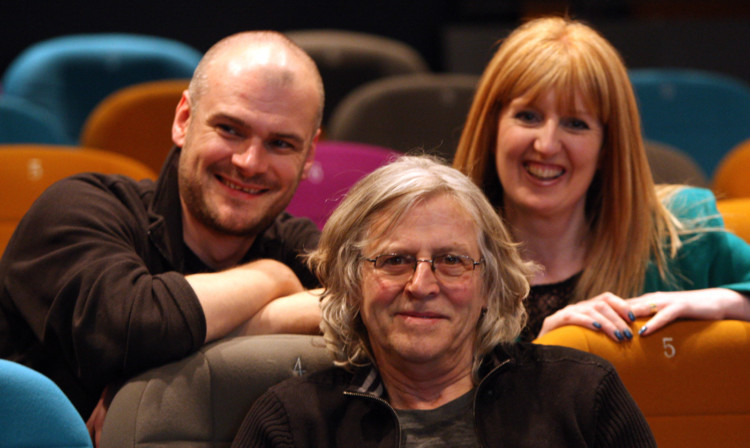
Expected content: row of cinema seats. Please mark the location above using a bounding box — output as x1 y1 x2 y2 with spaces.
2 30 750 178
1 139 748 256
5 68 750 197
5 324 749 448
1 30 750 448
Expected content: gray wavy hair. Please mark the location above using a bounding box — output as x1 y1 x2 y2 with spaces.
307 155 534 379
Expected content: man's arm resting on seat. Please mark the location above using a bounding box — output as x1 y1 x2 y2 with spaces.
186 258 306 343
231 288 324 336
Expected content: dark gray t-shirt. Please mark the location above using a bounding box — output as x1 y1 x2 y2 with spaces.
396 390 479 447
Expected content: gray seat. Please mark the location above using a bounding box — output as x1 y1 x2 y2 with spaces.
100 334 332 448
286 29 429 127
327 73 479 161
644 139 709 187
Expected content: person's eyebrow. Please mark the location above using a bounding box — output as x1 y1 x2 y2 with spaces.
212 113 306 145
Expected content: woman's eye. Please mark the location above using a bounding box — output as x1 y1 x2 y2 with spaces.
514 110 539 123
563 118 591 130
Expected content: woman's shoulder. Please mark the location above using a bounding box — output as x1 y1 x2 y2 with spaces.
658 186 722 225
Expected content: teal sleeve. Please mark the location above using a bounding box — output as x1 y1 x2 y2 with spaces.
643 187 750 295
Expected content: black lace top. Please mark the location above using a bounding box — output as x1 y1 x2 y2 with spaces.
520 273 581 342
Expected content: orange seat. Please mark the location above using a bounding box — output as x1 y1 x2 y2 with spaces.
0 144 157 255
713 138 750 199
80 79 189 174
534 319 750 448
717 197 750 244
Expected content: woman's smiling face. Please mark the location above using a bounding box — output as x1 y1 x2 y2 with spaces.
494 89 603 219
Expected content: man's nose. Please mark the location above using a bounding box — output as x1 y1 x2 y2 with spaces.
405 260 440 296
232 140 269 175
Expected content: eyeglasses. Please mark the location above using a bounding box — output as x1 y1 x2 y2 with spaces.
363 253 483 282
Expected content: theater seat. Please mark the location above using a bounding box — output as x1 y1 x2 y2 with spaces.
0 359 92 448
534 319 750 448
100 335 332 448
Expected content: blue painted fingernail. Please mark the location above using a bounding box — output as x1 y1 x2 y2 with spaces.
639 326 648 335
624 329 633 340
614 330 623 341
593 321 602 329
628 311 636 322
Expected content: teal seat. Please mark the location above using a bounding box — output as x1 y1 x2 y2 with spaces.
2 33 201 144
0 359 92 447
0 95 68 144
630 68 750 178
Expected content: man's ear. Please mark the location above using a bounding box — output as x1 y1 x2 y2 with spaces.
300 128 321 180
172 91 192 147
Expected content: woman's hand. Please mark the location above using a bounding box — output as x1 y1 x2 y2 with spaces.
627 288 750 336
537 292 637 342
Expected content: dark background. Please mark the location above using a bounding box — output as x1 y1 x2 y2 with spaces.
2 0 749 83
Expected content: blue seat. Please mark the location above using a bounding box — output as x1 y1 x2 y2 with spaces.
629 68 750 178
1 33 201 144
0 359 92 447
0 95 68 144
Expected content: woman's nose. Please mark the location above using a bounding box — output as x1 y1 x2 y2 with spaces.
533 120 562 155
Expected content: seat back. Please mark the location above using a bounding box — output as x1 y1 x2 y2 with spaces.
286 140 401 229
713 138 750 199
644 139 708 187
0 145 157 254
2 33 200 143
629 68 750 177
327 73 479 161
100 335 332 448
534 319 750 448
80 79 189 174
0 359 92 448
717 198 750 243
286 29 429 127
0 95 69 144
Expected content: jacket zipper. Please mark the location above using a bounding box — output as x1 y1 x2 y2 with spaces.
344 390 403 447
473 358 511 448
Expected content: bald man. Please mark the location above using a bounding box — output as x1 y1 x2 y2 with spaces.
0 31 324 419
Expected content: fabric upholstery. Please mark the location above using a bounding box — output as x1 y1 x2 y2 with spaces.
0 144 157 254
0 359 92 447
1 33 200 143
285 140 401 229
286 29 429 127
326 73 479 161
80 79 190 174
100 334 332 448
644 139 708 187
713 138 750 199
717 198 750 243
534 319 750 448
629 68 750 177
0 95 68 144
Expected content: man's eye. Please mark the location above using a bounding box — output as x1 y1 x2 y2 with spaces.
381 255 410 266
440 255 462 265
217 124 241 136
271 139 293 149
